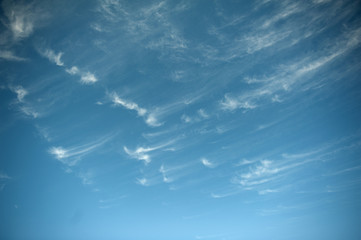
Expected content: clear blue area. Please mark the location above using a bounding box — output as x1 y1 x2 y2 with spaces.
1 0 361 239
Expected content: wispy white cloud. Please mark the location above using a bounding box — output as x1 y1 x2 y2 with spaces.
11 86 27 102
181 114 192 123
0 50 26 61
65 66 80 75
124 140 175 164
80 72 98 84
96 0 188 58
109 92 161 127
42 49 64 66
111 92 147 116
18 106 39 118
197 109 209 119
136 177 149 186
220 26 361 112
2 0 47 41
220 94 257 111
40 48 98 84
201 158 216 168
159 164 173 183
124 146 152 164
159 163 191 183
258 189 280 195
9 85 39 118
48 136 112 167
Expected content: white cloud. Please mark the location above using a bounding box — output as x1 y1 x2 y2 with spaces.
181 114 192 123
110 92 161 127
159 165 173 183
221 95 257 111
198 109 209 119
48 137 111 167
232 160 281 189
136 177 149 186
2 0 46 40
124 146 151 164
145 113 162 127
64 66 98 84
66 66 80 75
124 140 176 164
43 49 64 66
0 50 26 61
12 86 27 102
9 86 39 118
258 189 279 195
201 158 215 168
49 147 68 160
111 93 147 116
19 106 39 118
81 72 98 84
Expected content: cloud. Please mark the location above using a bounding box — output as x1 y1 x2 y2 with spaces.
220 26 361 112
110 92 161 127
232 160 281 189
19 106 39 118
111 93 147 116
201 158 216 168
40 48 98 84
48 137 111 167
197 109 209 119
136 177 149 186
66 66 80 75
220 94 257 111
0 50 26 61
66 66 98 84
124 146 151 164
1 0 47 41
42 49 64 66
80 72 98 84
96 0 188 58
124 139 177 164
9 86 39 118
12 86 27 102
181 114 192 123
159 164 173 183
258 189 279 195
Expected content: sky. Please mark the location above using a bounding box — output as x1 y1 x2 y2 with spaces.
0 0 361 239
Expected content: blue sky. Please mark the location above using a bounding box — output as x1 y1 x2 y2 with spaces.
1 0 361 239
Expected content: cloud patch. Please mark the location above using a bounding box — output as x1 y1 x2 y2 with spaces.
42 49 64 66
110 92 161 127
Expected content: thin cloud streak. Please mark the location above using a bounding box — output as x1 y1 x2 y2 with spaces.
48 136 112 167
109 92 161 127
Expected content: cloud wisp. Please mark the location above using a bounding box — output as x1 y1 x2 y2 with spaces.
109 92 161 127
0 172 12 191
9 85 39 118
201 158 216 168
48 136 112 167
40 48 98 84
42 49 64 66
124 140 175 165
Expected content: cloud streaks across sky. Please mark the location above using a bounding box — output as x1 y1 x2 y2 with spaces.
1 0 361 239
